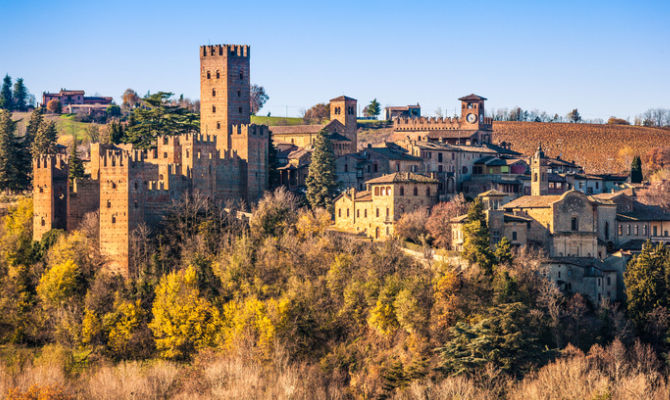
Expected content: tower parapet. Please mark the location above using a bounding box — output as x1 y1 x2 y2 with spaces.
33 154 69 240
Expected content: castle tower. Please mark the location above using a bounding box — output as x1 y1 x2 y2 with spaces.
531 144 548 196
32 154 69 241
200 44 250 154
231 124 269 202
330 96 357 152
459 93 486 126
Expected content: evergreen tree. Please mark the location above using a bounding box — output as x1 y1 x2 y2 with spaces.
624 241 669 328
32 120 58 156
630 155 643 183
495 236 514 265
306 130 337 212
68 137 85 182
268 134 280 189
0 110 20 190
0 75 13 111
12 78 27 112
365 98 381 118
462 198 494 274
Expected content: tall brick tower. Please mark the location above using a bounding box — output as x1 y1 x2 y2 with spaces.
33 154 69 241
200 44 251 154
531 144 548 196
329 96 357 152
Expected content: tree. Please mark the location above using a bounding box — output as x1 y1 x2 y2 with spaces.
0 110 20 190
149 266 221 360
303 103 329 123
607 116 629 125
37 259 82 310
364 98 381 118
426 194 467 249
46 99 62 114
122 88 140 110
624 241 668 329
123 92 199 148
12 78 27 112
495 236 514 266
567 109 581 123
32 120 58 156
306 130 337 212
394 208 429 243
0 75 13 111
68 138 85 182
249 187 299 239
106 104 121 118
267 133 280 189
250 84 269 115
461 198 494 274
630 155 643 183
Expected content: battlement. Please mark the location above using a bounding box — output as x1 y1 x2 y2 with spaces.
101 149 145 168
230 123 268 137
394 117 463 131
200 44 249 58
33 153 69 170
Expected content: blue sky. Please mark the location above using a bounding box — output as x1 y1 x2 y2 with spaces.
1 0 668 120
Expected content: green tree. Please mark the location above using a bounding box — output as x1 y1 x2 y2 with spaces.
306 130 337 212
12 78 27 112
149 266 221 360
68 138 85 182
630 155 643 183
495 236 514 265
268 133 280 189
0 110 21 190
462 198 494 274
567 108 582 123
106 104 121 118
250 84 269 115
364 98 381 118
32 120 58 156
123 92 199 148
24 108 43 150
0 75 13 110
624 241 668 328
438 302 545 375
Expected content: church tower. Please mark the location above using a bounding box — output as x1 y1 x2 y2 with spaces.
531 144 548 196
200 44 250 154
329 96 357 152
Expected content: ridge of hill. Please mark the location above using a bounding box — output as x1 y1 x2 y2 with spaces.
492 121 670 174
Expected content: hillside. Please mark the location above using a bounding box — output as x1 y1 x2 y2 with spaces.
492 121 670 174
11 111 102 147
358 121 670 174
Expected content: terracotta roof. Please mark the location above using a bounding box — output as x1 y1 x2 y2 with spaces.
355 190 372 201
366 172 438 185
504 213 533 223
270 124 327 135
593 189 634 200
617 204 670 221
385 105 420 111
458 94 487 101
367 147 422 162
503 195 563 209
478 189 507 197
328 133 351 142
330 95 357 102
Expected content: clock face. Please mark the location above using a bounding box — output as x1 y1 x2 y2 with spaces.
466 113 476 123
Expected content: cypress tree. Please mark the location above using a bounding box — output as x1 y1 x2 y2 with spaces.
0 75 13 111
306 130 337 212
268 134 280 189
12 78 27 112
630 155 643 183
462 198 494 274
0 110 20 190
624 241 668 328
32 120 58 157
68 137 85 182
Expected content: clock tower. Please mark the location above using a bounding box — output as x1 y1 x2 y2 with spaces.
459 93 487 128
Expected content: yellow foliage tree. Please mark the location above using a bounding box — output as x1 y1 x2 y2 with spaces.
221 297 284 358
1 196 33 266
296 208 332 239
149 266 221 360
106 299 145 355
37 259 80 309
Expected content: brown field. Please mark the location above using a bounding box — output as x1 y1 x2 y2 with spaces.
358 122 670 174
492 121 670 174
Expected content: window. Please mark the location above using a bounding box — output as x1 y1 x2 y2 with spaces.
426 187 431 196
386 208 389 218
346 208 349 217
376 208 379 217
635 225 639 235
348 106 354 115
364 209 367 218
643 225 647 235
216 122 221 129
627 224 631 235
438 152 443 162
239 107 243 113
605 221 609 240
237 90 241 97
462 166 468 174
356 210 359 218
607 276 611 285
240 72 244 80
163 152 168 158
212 105 216 113
399 186 404 196
111 216 116 224
134 201 138 209
41 217 45 227
106 200 111 208
512 231 517 241
396 164 400 172
207 71 211 79
344 164 348 172
163 137 169 145
653 226 658 236
571 217 578 231
619 225 623 236
374 187 379 196
373 164 378 172
338 209 341 218
216 71 220 79
413 187 418 196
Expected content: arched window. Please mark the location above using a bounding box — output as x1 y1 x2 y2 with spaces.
216 70 220 79
207 71 211 79
111 215 116 224
212 89 216 97
376 208 379 217
212 105 216 113
216 122 221 129
374 187 379 196
41 217 45 227
107 200 111 208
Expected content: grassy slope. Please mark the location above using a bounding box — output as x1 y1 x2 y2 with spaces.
11 112 101 146
250 115 304 126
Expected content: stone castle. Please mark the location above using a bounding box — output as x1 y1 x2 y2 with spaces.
33 44 269 275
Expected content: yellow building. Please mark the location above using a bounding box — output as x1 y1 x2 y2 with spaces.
334 172 438 239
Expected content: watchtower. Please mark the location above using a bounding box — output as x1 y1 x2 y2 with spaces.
200 44 251 154
33 154 69 240
531 144 549 196
459 94 487 126
330 96 357 152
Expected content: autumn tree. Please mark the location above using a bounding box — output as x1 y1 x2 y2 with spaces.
122 88 140 110
149 266 221 360
46 99 62 114
306 130 337 212
426 194 467 249
249 187 299 240
250 84 269 115
394 208 429 244
303 103 330 123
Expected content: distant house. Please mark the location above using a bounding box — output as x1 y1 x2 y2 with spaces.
384 104 421 120
42 89 113 115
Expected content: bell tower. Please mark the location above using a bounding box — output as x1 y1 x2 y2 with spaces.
531 144 548 196
330 95 357 152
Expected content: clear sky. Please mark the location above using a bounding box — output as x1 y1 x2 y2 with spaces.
1 0 668 120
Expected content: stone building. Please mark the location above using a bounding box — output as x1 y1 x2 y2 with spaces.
271 96 358 155
42 89 112 109
33 43 269 276
385 104 420 120
334 172 438 240
393 94 493 145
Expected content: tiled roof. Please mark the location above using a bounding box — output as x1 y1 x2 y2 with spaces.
270 124 327 135
617 203 670 221
458 93 487 101
366 172 438 185
330 95 357 102
368 147 422 162
503 195 563 208
328 133 351 142
478 189 507 197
